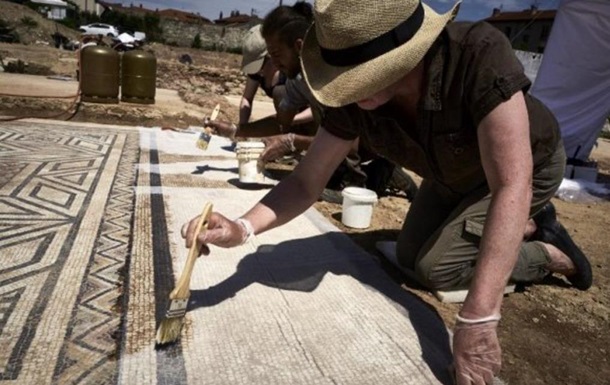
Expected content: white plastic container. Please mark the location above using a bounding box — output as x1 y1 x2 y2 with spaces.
341 187 378 229
236 141 265 183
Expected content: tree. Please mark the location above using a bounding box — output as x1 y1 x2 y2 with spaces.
191 33 202 49
219 11 223 19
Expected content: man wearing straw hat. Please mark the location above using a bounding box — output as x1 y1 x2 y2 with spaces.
183 0 593 383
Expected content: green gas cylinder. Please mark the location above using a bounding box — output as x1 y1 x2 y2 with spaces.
80 45 120 104
121 50 157 104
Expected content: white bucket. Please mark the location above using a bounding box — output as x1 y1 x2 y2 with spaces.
236 141 265 183
341 187 378 229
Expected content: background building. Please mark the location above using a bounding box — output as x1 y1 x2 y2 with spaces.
486 6 556 53
31 0 69 20
71 0 103 15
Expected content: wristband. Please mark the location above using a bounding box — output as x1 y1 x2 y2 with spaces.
455 313 501 324
235 217 254 245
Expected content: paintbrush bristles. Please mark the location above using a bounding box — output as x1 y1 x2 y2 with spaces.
155 317 184 345
196 132 211 150
154 202 213 347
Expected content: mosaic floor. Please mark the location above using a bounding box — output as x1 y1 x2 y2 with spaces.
1 122 456 385
0 121 137 384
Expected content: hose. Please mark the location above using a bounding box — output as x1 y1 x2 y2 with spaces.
0 37 84 122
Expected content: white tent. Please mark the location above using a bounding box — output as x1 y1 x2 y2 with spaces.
531 0 610 161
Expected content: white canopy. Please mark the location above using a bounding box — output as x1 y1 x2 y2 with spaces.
531 0 610 161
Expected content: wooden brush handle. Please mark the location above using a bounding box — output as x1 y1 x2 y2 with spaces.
170 202 213 299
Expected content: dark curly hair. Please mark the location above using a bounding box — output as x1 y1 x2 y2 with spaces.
261 1 313 46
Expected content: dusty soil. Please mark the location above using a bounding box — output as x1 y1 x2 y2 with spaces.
0 0 80 46
1 36 609 384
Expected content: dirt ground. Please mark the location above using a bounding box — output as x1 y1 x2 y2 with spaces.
1 39 609 385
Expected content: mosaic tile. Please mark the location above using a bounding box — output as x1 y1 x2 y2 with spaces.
0 122 136 385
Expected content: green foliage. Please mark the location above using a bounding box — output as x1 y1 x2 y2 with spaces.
20 16 38 28
1 29 20 43
4 59 26 73
80 11 101 24
142 13 163 42
63 0 79 11
24 1 40 12
197 42 241 54
58 8 101 30
57 18 77 29
191 33 202 49
225 46 242 54
99 11 163 42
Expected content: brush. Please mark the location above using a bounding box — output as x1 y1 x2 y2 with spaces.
197 104 221 150
155 202 214 347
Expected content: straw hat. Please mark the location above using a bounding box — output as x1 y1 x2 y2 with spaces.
241 24 267 74
301 0 460 107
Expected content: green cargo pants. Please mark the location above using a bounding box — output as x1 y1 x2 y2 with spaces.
396 145 566 290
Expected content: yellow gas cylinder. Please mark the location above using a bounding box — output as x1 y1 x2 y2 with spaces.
80 45 120 104
121 50 157 104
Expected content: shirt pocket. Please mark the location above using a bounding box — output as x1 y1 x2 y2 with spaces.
431 129 482 185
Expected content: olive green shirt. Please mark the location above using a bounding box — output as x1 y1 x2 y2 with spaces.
322 22 560 194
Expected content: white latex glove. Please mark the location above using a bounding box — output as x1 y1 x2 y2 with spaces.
261 134 295 162
181 212 248 255
452 320 501 385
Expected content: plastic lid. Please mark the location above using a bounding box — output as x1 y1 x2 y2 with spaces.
236 141 265 149
341 187 378 203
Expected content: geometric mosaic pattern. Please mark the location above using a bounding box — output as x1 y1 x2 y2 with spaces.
119 131 454 385
1 123 455 385
0 121 137 385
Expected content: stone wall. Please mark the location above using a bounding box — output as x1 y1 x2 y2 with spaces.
160 20 259 51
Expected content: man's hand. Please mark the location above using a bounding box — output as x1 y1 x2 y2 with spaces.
204 120 237 139
452 320 501 385
181 212 247 255
261 134 295 162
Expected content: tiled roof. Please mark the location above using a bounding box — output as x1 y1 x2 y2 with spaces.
214 14 261 25
486 9 556 22
158 8 211 23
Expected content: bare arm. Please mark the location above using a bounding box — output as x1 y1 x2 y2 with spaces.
276 107 298 130
260 133 316 163
239 77 259 125
237 115 282 138
236 87 311 137
183 128 354 251
461 91 533 319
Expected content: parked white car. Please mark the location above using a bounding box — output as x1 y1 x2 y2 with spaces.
78 23 119 37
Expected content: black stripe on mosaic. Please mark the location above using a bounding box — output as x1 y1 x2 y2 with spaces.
0 288 24 336
113 134 140 385
149 138 188 385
